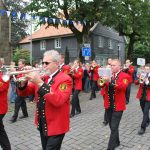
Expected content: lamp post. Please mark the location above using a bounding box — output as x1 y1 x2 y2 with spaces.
30 16 33 66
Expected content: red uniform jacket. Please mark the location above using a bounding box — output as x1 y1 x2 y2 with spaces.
135 80 150 101
89 66 99 81
122 65 134 83
72 67 83 90
0 73 10 114
100 71 130 111
17 71 73 136
61 64 70 75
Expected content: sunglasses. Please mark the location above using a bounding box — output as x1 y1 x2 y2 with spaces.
42 61 52 65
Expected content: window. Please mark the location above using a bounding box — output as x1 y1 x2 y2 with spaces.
55 38 61 48
40 40 46 51
98 36 104 48
108 39 113 49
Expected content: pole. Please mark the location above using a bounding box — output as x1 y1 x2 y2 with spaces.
30 15 32 66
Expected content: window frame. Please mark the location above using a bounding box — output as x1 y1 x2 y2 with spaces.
40 40 46 51
54 38 61 48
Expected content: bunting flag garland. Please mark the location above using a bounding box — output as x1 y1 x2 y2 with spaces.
0 9 88 26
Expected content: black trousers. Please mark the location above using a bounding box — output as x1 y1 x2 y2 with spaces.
90 80 97 99
140 100 150 130
12 96 28 119
104 109 108 123
0 114 11 150
125 83 131 103
40 129 65 150
106 109 123 150
71 90 81 115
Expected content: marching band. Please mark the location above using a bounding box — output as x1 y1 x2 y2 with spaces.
0 52 150 150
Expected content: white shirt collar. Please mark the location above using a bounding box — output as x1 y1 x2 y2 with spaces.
75 66 79 72
59 63 64 69
48 69 59 83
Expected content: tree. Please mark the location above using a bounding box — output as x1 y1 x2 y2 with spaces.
13 48 30 64
133 41 150 64
25 0 104 58
101 0 150 60
65 46 70 64
4 0 29 49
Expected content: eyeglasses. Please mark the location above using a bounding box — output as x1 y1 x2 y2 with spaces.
42 61 52 65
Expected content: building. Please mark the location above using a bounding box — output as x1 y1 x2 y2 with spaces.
19 22 126 65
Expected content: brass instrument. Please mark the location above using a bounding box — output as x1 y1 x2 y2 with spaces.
139 73 146 84
2 68 41 82
122 62 133 72
97 77 107 86
90 65 95 71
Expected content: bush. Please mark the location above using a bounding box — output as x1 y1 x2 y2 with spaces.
13 48 30 64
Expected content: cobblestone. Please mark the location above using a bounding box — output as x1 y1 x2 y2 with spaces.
1 85 150 150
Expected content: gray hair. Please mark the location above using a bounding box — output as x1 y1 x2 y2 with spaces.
44 50 61 62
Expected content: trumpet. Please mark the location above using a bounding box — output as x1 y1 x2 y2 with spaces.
138 73 146 84
2 68 41 82
97 77 107 86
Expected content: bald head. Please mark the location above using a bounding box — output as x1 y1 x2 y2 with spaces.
111 59 121 73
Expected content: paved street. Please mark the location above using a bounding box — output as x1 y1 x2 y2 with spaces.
2 84 150 150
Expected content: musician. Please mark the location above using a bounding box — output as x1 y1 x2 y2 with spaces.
10 59 29 123
100 59 129 150
0 58 7 72
107 58 112 66
16 50 72 150
88 60 99 100
135 64 150 135
122 59 135 104
0 66 11 150
70 60 83 118
59 53 70 75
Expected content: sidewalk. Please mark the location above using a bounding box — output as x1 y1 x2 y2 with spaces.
2 85 150 150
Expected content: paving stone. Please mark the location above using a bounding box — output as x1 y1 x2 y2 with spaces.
1 85 150 150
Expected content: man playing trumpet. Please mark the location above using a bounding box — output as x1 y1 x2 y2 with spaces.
10 59 29 123
122 59 135 104
135 64 150 135
88 60 99 100
16 50 73 150
99 59 130 150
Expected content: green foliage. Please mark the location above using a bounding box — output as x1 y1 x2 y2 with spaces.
13 48 30 64
25 0 104 48
65 46 70 64
101 0 150 60
133 41 150 64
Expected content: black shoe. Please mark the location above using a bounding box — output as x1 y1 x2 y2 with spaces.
89 97 92 100
70 114 75 118
126 101 129 104
146 122 150 127
93 95 96 98
115 141 120 147
138 128 145 135
19 115 28 119
76 111 81 115
10 118 17 123
103 121 108 126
